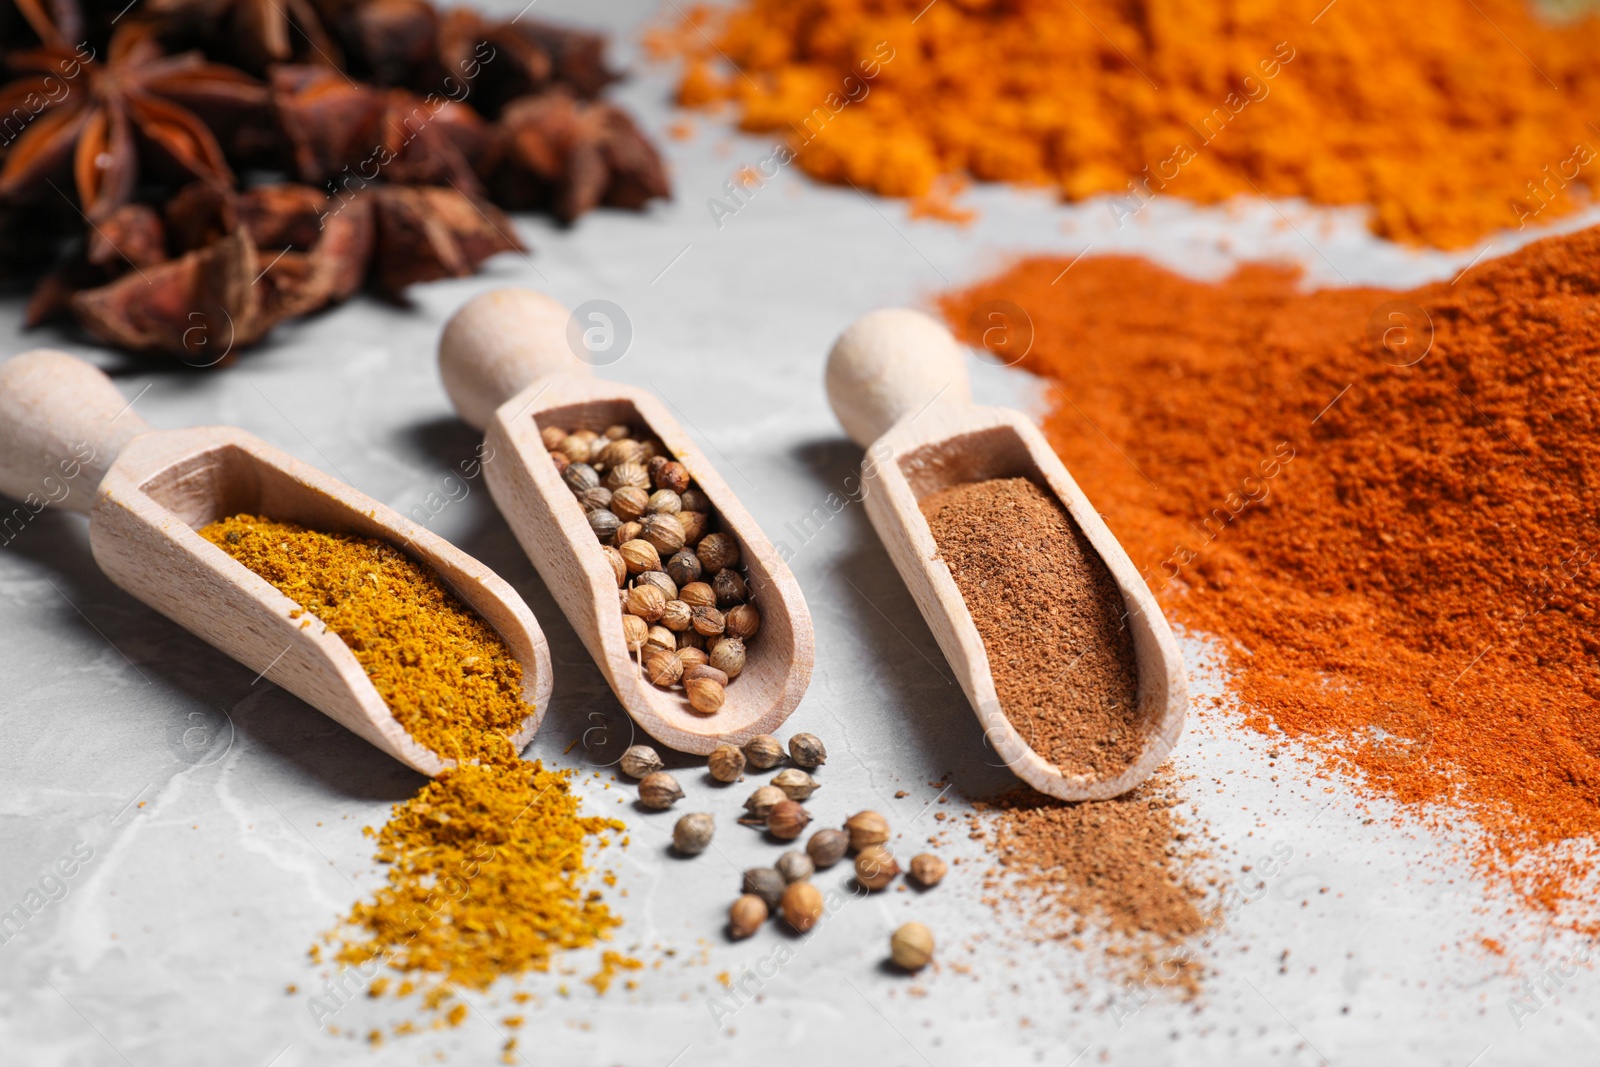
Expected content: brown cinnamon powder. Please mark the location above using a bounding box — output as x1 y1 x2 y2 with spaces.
920 477 1143 780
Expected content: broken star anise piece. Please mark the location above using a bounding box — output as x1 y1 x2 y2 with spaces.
146 0 342 75
0 24 268 220
481 91 670 223
369 184 522 295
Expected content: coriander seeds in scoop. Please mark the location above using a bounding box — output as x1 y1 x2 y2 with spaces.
0 350 551 776
439 289 814 756
825 309 1186 801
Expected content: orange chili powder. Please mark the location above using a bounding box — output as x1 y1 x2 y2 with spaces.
940 227 1600 924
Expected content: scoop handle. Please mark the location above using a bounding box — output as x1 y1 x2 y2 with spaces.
0 350 152 515
438 288 594 431
824 308 973 448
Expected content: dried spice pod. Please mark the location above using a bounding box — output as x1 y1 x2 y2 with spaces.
708 743 746 782
744 785 786 820
845 811 890 851
854 844 899 890
890 922 933 971
638 771 683 809
620 745 663 778
781 881 824 932
806 828 849 869
775 850 813 883
788 733 826 768
766 800 811 840
728 894 767 939
771 768 819 801
672 812 714 855
742 867 784 910
743 734 784 769
908 853 947 888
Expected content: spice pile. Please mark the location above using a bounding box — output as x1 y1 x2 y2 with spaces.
660 0 1600 247
547 421 760 714
201 515 627 1039
921 477 1144 781
0 0 669 359
940 226 1600 925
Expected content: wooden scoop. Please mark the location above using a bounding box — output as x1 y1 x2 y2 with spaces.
438 289 814 755
824 309 1185 800
0 350 551 777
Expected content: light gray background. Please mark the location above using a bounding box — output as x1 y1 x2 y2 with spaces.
2 2 1598 1063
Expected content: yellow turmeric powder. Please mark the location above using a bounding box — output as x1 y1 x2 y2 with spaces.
201 515 631 1029
659 0 1600 248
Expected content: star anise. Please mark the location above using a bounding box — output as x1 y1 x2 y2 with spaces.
0 0 83 50
0 24 269 220
145 0 342 75
481 91 670 223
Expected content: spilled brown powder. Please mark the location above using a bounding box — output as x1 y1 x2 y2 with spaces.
921 477 1142 779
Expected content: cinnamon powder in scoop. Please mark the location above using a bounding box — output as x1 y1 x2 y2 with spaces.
921 477 1143 780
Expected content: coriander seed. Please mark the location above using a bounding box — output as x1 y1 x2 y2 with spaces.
673 812 715 855
806 828 849 869
728 894 767 940
743 734 784 769
588 508 620 544
677 630 706 651
610 485 649 522
647 489 682 515
854 844 899 890
540 425 567 451
619 745 662 778
683 664 730 687
909 853 948 888
615 520 644 545
680 488 710 512
599 438 644 469
781 881 824 933
638 771 684 810
772 768 819 801
676 511 709 545
788 733 827 769
645 649 683 687
713 569 748 606
890 922 933 971
744 785 786 820
742 867 784 909
621 614 648 651
576 486 612 512
775 849 814 883
625 584 667 621
656 461 690 494
677 647 709 670
697 532 740 572
766 799 811 840
549 451 569 473
661 599 693 632
618 539 660 575
708 636 745 679
708 743 746 783
691 605 726 637
685 676 725 714
561 435 592 463
646 625 676 653
725 603 761 639
562 462 599 493
602 545 627 587
665 549 702 587
602 423 630 441
679 581 716 608
605 461 650 491
641 513 686 555
845 811 890 851
637 571 677 600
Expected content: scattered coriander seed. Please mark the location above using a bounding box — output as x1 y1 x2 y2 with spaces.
697 532 740 572
909 853 948 888
744 785 787 820
638 771 684 810
641 513 687 555
854 844 900 890
661 599 693 632
680 488 710 512
788 732 827 768
677 647 710 670
647 489 682 515
772 768 820 801
725 603 761 640
781 881 824 933
602 545 627 587
625 584 667 622
610 485 649 522
683 664 730 687
619 745 663 779
708 743 746 783
540 425 567 451
890 922 934 971
742 868 784 910
806 828 849 869
605 461 651 491
728 894 767 940
775 849 814 883
712 569 748 606
657 461 691 494
562 462 599 493
665 549 702 587
767 800 811 840
621 615 648 652
708 636 745 679
845 811 891 851
618 539 661 575
679 582 717 608
743 734 784 769
685 676 726 714
645 649 684 687
673 812 715 855
676 511 709 545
